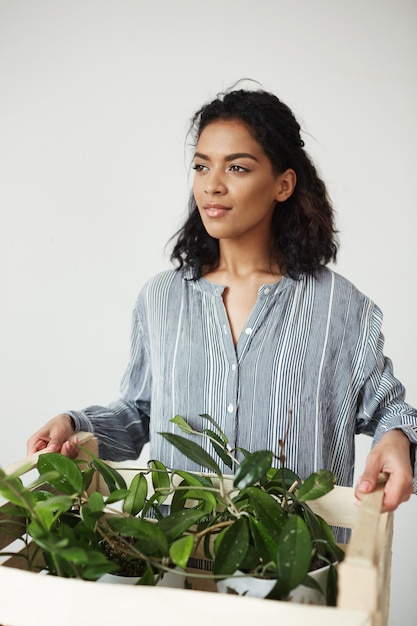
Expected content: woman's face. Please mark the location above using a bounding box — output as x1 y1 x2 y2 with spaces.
193 119 295 245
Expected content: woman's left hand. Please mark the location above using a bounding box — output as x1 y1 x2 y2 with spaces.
355 429 414 512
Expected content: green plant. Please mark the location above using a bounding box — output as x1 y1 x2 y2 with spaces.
0 414 344 603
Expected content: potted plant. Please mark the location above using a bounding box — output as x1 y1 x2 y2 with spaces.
0 414 343 604
159 414 344 603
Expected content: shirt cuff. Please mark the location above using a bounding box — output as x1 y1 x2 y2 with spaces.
66 410 95 435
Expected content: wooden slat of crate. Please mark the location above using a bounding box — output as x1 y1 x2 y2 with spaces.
0 565 372 626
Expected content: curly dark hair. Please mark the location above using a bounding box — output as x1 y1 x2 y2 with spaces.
171 88 338 279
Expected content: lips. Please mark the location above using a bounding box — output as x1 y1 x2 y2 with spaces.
202 203 232 218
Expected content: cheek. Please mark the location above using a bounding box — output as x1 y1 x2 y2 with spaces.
192 178 202 202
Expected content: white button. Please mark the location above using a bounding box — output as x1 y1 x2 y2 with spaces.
245 327 252 335
231 363 236 371
227 403 234 413
264 287 270 295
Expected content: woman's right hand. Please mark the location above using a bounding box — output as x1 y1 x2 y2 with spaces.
26 414 79 458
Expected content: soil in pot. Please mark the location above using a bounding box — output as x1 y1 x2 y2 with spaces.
98 536 184 588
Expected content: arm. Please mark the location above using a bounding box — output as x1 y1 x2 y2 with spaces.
355 305 417 510
67 399 150 461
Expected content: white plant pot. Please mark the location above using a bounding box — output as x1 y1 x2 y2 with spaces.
217 564 331 605
98 568 185 588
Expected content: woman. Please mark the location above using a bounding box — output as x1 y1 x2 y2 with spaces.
27 88 417 512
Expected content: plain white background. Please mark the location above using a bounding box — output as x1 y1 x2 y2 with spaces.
0 1 416 623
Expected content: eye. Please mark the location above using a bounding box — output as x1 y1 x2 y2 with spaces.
192 163 208 172
228 164 249 173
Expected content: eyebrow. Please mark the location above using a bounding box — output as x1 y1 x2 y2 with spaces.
194 151 259 163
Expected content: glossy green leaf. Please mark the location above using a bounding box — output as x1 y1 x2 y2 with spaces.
180 487 217 513
31 525 71 552
238 543 261 572
157 509 206 542
81 467 96 492
315 514 345 563
326 563 338 606
199 414 228 443
170 487 186 514
87 491 105 513
233 450 272 489
170 472 217 512
0 471 36 510
299 501 320 537
30 471 62 489
235 447 250 458
169 534 194 569
276 515 312 593
297 469 335 502
140 491 163 518
173 470 214 489
204 429 233 469
105 489 130 505
91 458 127 492
106 517 169 557
150 460 170 504
213 517 249 576
80 505 101 531
275 467 302 489
170 415 194 434
159 433 221 475
82 552 119 579
249 517 279 565
1 462 34 480
0 502 27 518
169 471 214 514
138 564 157 585
32 495 73 531
33 490 55 502
246 487 286 541
60 546 89 565
123 473 148 515
37 454 84 495
298 572 323 594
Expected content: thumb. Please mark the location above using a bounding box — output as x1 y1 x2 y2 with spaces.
45 440 61 453
356 475 374 494
356 456 380 497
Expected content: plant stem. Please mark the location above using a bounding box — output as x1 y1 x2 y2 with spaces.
193 520 233 541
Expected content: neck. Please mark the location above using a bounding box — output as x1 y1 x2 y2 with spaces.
208 238 283 281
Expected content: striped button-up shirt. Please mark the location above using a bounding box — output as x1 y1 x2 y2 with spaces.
69 267 417 490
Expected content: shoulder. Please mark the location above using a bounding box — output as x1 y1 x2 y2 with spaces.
298 267 381 313
307 267 383 325
305 266 369 298
143 269 182 292
133 269 184 310
303 266 356 291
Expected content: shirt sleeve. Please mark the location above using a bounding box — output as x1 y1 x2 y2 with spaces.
67 307 152 461
355 304 417 491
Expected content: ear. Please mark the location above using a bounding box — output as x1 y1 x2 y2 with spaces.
275 168 297 202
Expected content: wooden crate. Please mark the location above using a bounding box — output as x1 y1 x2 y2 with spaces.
0 432 393 626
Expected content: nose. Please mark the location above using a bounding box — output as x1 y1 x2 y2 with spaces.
204 170 226 195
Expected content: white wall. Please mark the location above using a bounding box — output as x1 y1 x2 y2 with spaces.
0 1 416 623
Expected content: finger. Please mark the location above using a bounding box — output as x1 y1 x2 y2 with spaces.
27 436 47 455
61 436 80 459
45 439 62 453
33 439 49 453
